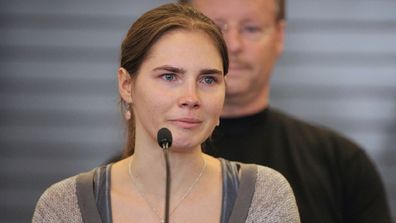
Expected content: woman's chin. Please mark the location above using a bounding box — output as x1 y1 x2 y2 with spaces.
168 141 200 153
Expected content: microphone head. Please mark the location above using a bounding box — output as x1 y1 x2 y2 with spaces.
157 128 172 149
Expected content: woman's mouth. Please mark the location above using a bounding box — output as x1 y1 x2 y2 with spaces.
170 118 202 129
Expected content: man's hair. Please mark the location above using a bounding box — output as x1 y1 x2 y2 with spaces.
178 0 286 21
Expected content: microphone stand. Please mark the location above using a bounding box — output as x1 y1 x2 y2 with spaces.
163 144 171 223
157 128 172 223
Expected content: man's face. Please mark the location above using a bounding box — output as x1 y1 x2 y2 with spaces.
191 0 285 106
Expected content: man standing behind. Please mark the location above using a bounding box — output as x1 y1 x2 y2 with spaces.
180 0 392 222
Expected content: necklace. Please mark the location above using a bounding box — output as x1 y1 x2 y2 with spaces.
128 157 207 223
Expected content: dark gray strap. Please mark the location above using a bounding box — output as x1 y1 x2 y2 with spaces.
76 169 103 223
220 159 240 223
228 164 258 223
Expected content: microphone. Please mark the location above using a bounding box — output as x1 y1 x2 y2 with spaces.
157 128 172 150
157 128 172 223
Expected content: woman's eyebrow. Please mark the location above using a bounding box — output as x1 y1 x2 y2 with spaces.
200 68 223 76
153 65 186 74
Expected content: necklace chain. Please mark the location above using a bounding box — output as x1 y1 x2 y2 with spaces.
128 157 207 222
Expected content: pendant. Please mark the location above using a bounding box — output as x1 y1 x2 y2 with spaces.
160 220 165 223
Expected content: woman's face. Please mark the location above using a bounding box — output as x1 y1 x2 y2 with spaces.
127 30 225 152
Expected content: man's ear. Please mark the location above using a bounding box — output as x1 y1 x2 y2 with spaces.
275 20 286 56
118 67 133 103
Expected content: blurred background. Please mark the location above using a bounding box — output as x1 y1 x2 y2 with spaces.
0 0 395 222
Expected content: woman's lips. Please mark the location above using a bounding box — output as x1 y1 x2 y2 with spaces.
170 118 202 129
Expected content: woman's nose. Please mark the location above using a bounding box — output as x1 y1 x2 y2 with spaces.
178 85 200 109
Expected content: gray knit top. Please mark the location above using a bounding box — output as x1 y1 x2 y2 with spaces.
32 161 300 223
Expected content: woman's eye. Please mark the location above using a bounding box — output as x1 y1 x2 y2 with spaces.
201 76 217 85
162 73 176 81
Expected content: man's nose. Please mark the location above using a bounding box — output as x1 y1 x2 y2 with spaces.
223 27 243 54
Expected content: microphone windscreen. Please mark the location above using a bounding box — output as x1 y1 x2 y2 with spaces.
157 128 173 149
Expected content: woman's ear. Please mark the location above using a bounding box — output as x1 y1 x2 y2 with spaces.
118 67 133 103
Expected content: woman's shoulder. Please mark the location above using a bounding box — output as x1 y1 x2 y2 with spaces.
236 162 301 223
36 175 79 207
223 159 289 182
223 160 296 201
32 174 82 222
224 160 287 185
255 165 289 186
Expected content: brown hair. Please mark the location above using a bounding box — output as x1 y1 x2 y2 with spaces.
178 0 286 21
120 3 229 158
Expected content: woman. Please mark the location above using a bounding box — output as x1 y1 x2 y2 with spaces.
32 3 300 223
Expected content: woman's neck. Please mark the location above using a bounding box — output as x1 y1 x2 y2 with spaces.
129 149 206 197
110 151 222 223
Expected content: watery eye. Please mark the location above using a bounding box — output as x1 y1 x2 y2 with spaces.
202 76 216 85
162 73 176 81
